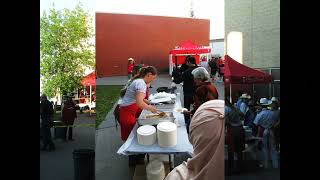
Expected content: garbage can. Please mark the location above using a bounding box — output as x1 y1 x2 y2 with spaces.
53 121 65 139
73 149 95 180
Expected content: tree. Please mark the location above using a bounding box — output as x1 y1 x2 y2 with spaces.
40 4 94 98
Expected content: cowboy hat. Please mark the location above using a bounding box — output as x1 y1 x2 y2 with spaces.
271 97 279 102
239 93 251 99
128 57 134 61
257 98 272 106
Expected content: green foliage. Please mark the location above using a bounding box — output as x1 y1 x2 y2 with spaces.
96 85 123 128
40 4 94 97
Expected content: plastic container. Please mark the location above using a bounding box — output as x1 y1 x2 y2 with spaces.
157 122 177 147
146 159 166 180
73 149 95 180
137 125 156 145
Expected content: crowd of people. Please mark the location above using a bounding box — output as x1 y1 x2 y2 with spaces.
165 55 224 180
225 92 280 173
114 55 224 179
40 94 81 152
207 56 224 82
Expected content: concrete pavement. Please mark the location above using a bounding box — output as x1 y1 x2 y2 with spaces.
96 75 129 86
40 113 95 180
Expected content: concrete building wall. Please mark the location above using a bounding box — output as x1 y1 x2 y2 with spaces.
225 0 280 69
210 39 224 57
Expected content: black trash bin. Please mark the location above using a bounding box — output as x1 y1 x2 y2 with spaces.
53 121 65 139
73 149 95 180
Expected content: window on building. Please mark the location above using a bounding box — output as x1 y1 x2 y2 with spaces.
273 81 280 98
271 69 280 80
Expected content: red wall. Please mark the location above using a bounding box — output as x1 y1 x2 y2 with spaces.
96 13 210 77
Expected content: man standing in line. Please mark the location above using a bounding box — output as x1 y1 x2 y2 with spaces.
40 94 55 151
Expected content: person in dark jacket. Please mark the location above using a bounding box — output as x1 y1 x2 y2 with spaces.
40 94 55 151
225 98 245 174
181 56 198 109
208 57 218 78
62 96 77 141
179 55 192 74
176 56 198 132
172 55 191 84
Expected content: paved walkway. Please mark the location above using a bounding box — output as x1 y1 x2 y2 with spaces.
96 75 129 85
226 168 280 180
95 74 224 180
40 113 95 180
96 74 224 99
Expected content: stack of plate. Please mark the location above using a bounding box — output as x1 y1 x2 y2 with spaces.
157 122 177 147
137 125 157 146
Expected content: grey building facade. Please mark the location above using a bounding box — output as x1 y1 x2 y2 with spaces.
225 0 280 99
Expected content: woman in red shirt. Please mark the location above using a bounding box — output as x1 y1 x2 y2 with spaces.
127 58 135 79
217 57 224 82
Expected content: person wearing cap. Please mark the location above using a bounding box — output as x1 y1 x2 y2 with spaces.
127 58 135 79
271 97 280 152
245 99 258 135
253 98 278 169
40 94 55 151
225 98 245 174
239 94 251 116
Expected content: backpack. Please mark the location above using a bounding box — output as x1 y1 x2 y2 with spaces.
172 67 182 84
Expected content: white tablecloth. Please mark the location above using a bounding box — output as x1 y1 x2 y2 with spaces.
117 96 193 156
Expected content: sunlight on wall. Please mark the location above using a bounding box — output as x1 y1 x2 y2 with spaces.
227 31 243 63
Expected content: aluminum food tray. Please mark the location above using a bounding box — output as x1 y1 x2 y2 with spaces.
137 111 175 126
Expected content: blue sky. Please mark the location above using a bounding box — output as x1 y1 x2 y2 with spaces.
40 0 95 16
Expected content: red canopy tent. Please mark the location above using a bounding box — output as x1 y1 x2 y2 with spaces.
169 40 211 55
169 40 211 74
224 55 273 102
81 71 96 86
81 71 96 115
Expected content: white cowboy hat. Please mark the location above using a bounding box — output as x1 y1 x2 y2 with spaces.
258 98 272 106
271 97 279 102
128 57 134 61
239 93 251 99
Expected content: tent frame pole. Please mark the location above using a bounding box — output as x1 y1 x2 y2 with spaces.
253 84 255 101
230 84 232 103
89 85 92 116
